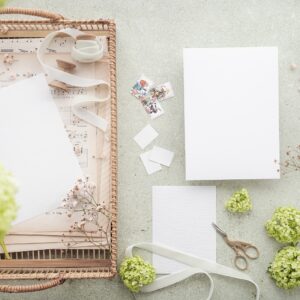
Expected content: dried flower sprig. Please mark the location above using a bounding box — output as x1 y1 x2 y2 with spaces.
281 145 300 174
58 177 111 249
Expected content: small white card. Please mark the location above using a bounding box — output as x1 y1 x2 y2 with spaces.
140 151 162 175
150 146 174 167
134 125 158 149
152 186 216 273
0 74 82 224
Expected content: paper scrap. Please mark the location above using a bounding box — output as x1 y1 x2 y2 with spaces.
134 125 158 149
150 82 174 101
130 75 154 101
150 146 174 167
152 186 216 273
0 74 82 224
140 151 162 175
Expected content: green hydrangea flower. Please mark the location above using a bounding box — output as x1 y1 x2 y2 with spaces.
225 188 252 213
119 256 156 293
268 246 300 289
0 164 18 259
0 0 6 7
265 207 300 245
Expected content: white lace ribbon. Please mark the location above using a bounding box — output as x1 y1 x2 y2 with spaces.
125 243 260 300
37 28 110 131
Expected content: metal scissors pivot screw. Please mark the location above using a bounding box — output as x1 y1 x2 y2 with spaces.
212 222 259 271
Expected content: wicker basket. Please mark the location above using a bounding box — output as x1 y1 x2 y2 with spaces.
0 7 117 292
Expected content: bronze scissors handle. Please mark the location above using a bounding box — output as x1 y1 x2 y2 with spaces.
224 238 259 270
231 240 260 259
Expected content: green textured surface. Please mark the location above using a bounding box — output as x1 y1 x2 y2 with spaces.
1 0 300 299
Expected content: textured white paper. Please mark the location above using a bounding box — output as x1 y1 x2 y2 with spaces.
152 186 216 273
0 74 82 224
134 125 158 149
150 146 174 167
184 47 280 180
140 151 162 174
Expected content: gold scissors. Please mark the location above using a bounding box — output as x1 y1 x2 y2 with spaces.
212 222 259 271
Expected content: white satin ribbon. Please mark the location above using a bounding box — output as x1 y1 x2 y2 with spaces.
37 28 110 131
72 95 109 131
125 243 260 300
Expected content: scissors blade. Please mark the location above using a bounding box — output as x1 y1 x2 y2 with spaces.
212 222 227 238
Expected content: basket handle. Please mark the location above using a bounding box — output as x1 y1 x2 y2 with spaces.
0 276 65 293
0 7 65 21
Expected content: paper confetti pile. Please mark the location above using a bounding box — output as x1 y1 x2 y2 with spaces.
134 125 174 175
130 75 174 119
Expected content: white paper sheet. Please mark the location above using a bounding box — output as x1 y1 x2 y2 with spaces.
150 146 174 167
152 186 216 273
183 47 280 180
0 74 82 224
140 151 162 175
134 125 158 149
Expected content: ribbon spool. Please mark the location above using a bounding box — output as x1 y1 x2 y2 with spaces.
125 243 260 300
71 38 104 63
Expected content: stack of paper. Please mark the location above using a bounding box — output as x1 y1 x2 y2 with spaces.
0 75 106 252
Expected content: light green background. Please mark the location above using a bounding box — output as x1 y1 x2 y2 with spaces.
1 0 300 299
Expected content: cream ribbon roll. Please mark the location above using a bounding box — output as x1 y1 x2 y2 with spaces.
37 28 109 88
71 39 104 63
125 243 260 300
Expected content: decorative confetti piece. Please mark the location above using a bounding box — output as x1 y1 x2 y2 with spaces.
149 82 175 101
149 146 174 167
149 101 164 119
134 125 158 149
130 75 154 101
140 151 162 175
290 63 298 70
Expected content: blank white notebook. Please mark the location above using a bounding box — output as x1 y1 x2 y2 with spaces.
183 47 280 180
152 186 216 273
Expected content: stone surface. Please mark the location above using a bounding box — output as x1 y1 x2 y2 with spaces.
1 0 300 299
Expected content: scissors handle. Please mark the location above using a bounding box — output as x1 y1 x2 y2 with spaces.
234 255 248 271
241 244 259 259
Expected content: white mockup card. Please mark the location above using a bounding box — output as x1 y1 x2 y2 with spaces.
0 74 82 224
134 125 158 149
140 151 162 175
149 146 174 167
152 186 216 273
183 47 280 180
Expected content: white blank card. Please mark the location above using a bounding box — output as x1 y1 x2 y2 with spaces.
183 47 280 180
0 74 82 224
152 186 216 273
